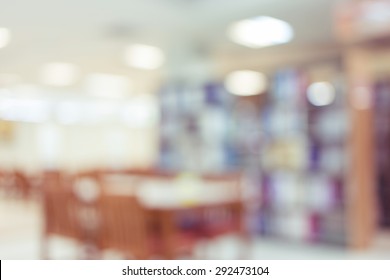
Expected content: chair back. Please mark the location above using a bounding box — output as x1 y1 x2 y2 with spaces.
43 171 104 245
101 194 149 259
43 185 80 239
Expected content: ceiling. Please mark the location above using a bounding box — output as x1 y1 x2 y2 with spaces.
0 0 343 90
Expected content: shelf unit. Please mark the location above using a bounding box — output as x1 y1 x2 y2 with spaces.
155 0 390 249
257 66 349 245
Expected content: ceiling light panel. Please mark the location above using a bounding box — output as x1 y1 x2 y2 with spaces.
228 16 294 48
124 44 165 70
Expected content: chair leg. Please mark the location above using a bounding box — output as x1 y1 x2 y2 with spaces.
83 243 102 260
238 233 252 260
41 235 49 260
193 240 208 259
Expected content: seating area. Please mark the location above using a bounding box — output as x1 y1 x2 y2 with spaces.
1 169 248 259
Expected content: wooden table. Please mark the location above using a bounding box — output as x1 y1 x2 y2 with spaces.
146 200 245 259
103 174 246 259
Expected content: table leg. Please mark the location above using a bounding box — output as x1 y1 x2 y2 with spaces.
158 210 176 260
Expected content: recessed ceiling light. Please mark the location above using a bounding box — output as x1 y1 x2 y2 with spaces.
85 73 133 98
224 70 267 96
0 27 10 49
124 44 165 70
228 16 294 48
41 62 79 87
307 82 336 106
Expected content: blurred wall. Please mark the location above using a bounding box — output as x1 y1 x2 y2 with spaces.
0 122 159 173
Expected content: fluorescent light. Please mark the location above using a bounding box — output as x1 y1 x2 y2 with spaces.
55 100 84 125
85 73 132 98
124 44 165 70
224 70 267 96
83 100 119 123
0 28 10 49
56 99 120 125
121 95 159 128
41 62 79 86
307 82 336 106
13 84 42 97
0 98 51 123
228 16 294 48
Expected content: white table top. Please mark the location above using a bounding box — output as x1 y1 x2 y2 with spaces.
102 174 242 209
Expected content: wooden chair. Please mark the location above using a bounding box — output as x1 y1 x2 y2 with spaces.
100 195 153 259
41 171 104 259
41 169 247 259
41 185 80 259
42 171 155 259
0 170 11 196
1 170 33 199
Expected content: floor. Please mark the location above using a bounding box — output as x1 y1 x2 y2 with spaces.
1 197 390 260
